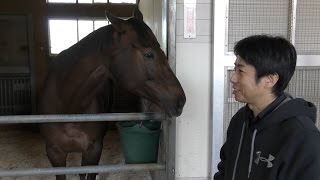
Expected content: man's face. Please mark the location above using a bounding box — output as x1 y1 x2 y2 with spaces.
230 56 269 105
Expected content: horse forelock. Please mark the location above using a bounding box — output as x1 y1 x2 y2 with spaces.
127 18 160 49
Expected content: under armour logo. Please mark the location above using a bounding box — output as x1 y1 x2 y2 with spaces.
254 151 274 168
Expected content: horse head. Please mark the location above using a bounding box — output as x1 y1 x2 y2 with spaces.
106 5 186 117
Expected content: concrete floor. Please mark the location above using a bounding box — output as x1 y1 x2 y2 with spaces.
0 124 151 180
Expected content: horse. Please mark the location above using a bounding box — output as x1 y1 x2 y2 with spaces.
38 3 186 180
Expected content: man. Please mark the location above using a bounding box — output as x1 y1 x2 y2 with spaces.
214 35 320 180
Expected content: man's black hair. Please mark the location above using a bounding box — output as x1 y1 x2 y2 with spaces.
234 35 297 96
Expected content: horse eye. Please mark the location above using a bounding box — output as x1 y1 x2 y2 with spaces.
144 53 154 59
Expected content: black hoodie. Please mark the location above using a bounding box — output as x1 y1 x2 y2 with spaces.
214 94 320 180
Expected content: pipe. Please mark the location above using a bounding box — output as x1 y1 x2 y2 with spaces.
0 163 165 177
0 112 166 124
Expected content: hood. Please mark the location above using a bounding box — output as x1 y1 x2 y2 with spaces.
251 94 317 131
236 94 317 179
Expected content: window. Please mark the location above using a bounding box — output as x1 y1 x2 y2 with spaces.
46 0 134 55
49 19 109 54
47 0 76 3
109 0 136 3
47 0 136 3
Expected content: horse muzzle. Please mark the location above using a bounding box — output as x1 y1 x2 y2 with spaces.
165 95 186 117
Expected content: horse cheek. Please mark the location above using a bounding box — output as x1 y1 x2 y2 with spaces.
110 58 140 90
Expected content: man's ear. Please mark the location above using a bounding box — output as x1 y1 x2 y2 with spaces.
105 11 126 32
265 73 279 88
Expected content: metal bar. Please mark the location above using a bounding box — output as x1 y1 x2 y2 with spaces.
166 1 176 179
291 0 297 45
0 163 165 177
0 112 166 124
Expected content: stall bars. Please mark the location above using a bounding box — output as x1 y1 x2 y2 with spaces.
0 112 166 178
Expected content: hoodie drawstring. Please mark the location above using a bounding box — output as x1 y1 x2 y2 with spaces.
232 122 246 180
248 129 257 178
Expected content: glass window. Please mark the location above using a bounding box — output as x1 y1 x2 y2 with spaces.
47 0 133 54
78 20 94 40
78 0 93 3
47 0 76 3
94 20 109 30
47 0 135 3
93 0 108 3
49 20 77 54
48 19 109 55
109 0 136 3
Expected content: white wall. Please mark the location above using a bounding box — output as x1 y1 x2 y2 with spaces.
139 0 166 51
175 0 320 179
175 0 213 179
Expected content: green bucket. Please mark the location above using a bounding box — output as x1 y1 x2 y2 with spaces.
116 121 161 164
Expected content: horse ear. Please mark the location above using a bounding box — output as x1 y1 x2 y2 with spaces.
105 11 125 32
133 0 143 20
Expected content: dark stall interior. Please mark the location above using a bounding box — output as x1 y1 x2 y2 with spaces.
0 1 151 179
0 0 138 115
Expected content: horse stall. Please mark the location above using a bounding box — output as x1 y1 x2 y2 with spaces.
0 0 180 179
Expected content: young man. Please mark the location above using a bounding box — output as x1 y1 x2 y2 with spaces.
214 35 320 180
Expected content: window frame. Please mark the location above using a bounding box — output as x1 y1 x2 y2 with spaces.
46 1 135 56
48 18 111 55
47 0 136 4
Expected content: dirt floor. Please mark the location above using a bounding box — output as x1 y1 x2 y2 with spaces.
0 124 152 180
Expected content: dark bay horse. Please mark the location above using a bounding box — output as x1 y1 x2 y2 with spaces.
38 3 186 180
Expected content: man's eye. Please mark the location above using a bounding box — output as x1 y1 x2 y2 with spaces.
144 53 154 59
234 67 243 73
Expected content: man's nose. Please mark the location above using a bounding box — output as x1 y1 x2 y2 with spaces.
230 73 237 83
